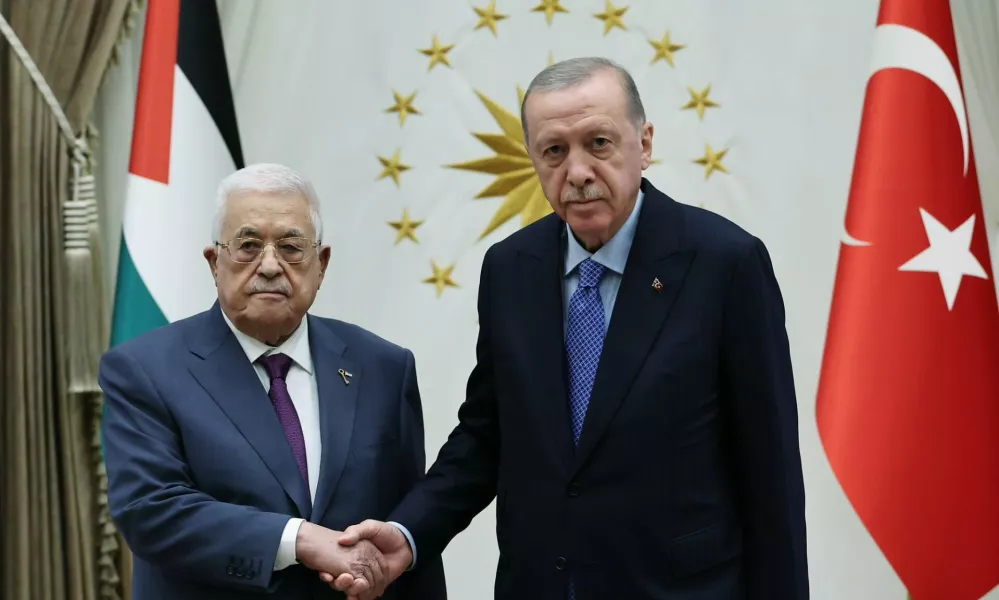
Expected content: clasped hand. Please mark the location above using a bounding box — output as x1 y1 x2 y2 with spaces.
297 520 413 600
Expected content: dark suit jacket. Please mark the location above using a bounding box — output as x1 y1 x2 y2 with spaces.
100 303 446 600
388 178 808 599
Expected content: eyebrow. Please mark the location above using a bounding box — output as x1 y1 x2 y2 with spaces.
231 226 307 239
535 123 617 147
588 123 617 136
233 226 260 239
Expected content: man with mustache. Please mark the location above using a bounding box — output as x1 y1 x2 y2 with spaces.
334 57 809 599
99 164 446 599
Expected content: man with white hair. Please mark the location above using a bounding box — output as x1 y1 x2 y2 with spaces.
100 163 446 599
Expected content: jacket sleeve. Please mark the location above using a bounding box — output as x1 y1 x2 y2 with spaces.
100 347 291 591
387 348 448 599
720 236 809 600
387 246 502 560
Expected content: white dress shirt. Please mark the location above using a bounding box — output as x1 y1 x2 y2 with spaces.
221 311 320 571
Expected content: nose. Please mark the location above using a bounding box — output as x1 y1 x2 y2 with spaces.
565 151 595 188
257 246 283 278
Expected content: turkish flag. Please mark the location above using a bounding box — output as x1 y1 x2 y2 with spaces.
816 0 999 598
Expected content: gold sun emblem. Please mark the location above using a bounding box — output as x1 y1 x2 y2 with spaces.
447 87 553 240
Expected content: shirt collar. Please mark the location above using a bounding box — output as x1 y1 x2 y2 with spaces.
221 309 313 375
564 188 644 277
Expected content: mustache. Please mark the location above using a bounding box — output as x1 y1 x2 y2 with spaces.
562 185 604 203
246 279 291 296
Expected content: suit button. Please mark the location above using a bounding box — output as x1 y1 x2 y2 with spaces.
555 557 566 570
246 569 256 579
236 568 244 577
226 565 235 576
567 482 579 497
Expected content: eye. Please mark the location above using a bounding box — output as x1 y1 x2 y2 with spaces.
592 137 610 148
544 145 563 156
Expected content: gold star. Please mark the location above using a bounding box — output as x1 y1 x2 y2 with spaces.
387 208 423 244
693 144 729 179
531 0 568 25
376 149 411 186
593 0 628 35
682 85 719 120
418 35 454 71
385 90 421 126
448 88 553 240
650 31 685 66
474 0 508 36
423 260 459 297
548 51 555 66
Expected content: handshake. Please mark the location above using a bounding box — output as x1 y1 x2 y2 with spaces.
295 519 410 599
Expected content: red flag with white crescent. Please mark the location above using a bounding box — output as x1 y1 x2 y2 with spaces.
816 0 999 598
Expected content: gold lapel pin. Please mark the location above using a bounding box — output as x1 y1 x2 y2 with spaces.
652 277 663 293
338 368 353 385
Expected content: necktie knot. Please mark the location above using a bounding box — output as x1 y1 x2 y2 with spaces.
259 352 293 380
578 258 606 289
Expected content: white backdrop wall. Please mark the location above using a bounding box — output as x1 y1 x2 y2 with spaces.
92 1 999 598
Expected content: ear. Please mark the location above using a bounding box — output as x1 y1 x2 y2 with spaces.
317 245 331 283
639 122 654 170
204 245 220 286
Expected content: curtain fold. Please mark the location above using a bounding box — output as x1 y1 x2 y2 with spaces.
0 1 139 599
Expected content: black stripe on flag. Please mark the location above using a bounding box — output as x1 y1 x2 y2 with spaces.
177 0 244 170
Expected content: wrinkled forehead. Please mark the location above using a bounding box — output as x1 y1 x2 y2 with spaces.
222 192 314 240
525 77 633 138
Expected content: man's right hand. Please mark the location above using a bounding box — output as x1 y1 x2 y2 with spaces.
295 522 389 596
318 520 413 599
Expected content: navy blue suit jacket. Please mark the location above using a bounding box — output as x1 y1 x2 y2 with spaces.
100 303 446 599
389 179 808 599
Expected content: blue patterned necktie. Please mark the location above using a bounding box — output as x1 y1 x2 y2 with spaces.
566 258 607 445
565 258 606 600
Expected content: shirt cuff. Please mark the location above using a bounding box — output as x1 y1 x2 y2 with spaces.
387 521 417 571
274 518 304 571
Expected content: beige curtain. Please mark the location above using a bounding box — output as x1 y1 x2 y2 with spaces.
0 0 141 599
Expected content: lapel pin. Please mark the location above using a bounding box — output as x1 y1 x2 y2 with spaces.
652 277 663 293
338 368 353 385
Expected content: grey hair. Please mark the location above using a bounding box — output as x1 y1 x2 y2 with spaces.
212 163 324 242
520 56 646 143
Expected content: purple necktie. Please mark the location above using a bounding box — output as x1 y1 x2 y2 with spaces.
258 353 309 492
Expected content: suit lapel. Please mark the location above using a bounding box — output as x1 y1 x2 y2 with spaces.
571 182 695 474
187 304 312 518
308 316 361 522
520 219 575 473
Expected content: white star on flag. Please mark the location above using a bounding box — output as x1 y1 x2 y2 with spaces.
898 207 988 311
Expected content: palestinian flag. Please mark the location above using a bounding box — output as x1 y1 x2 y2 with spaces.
110 0 243 345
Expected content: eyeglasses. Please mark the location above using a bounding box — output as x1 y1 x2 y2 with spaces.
216 237 320 264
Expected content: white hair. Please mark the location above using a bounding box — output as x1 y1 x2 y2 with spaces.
212 163 324 242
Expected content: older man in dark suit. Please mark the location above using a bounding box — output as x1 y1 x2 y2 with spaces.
100 163 446 599
334 57 808 600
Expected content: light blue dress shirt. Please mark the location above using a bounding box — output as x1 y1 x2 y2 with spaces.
389 520 417 568
395 190 644 570
563 190 644 332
